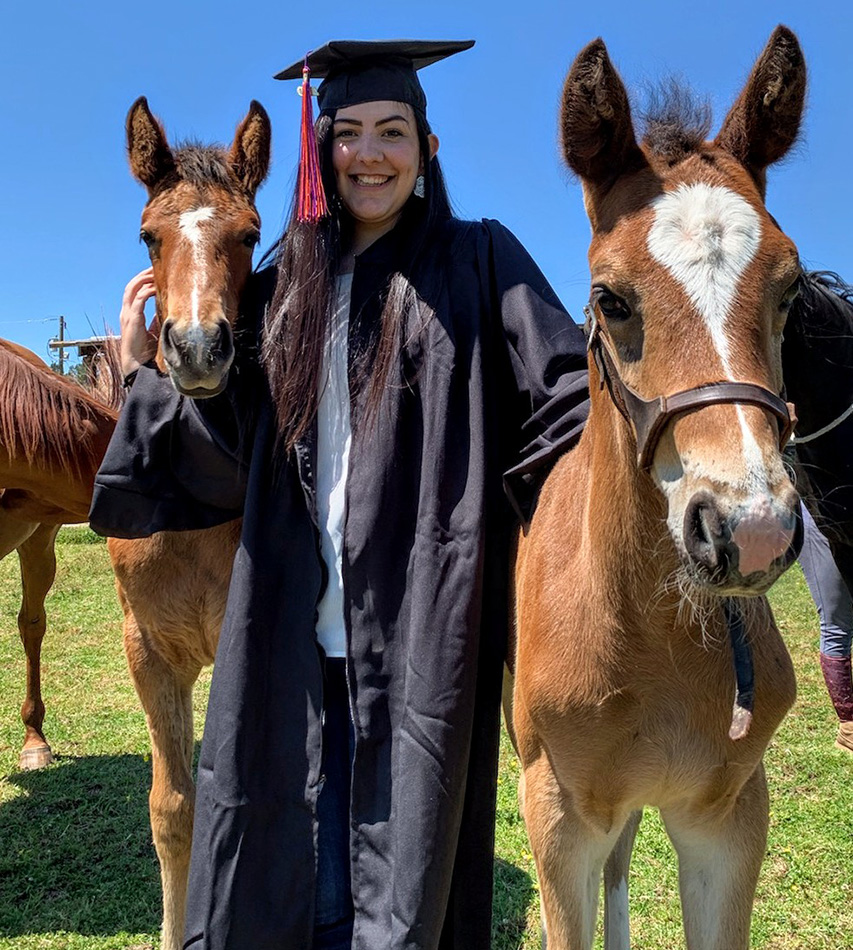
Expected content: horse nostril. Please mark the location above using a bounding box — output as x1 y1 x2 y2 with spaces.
684 491 729 574
215 320 235 364
160 318 175 354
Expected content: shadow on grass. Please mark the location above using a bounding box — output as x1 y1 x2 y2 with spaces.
2 757 539 944
0 753 161 937
492 856 536 949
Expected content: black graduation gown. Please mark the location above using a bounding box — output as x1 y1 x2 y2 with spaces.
89 217 589 950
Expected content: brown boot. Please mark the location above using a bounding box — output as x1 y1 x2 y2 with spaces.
819 654 853 752
837 721 853 754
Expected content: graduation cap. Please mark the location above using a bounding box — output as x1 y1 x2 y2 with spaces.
275 39 474 222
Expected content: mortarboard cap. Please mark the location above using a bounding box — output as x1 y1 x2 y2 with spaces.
276 40 474 224
274 39 475 117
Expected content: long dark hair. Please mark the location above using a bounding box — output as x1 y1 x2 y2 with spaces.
261 108 453 449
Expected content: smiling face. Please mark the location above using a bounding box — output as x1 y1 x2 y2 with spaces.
331 100 438 251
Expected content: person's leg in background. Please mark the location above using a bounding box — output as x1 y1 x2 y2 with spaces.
799 502 853 753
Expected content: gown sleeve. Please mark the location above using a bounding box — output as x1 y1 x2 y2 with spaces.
88 269 275 538
481 219 590 522
88 364 253 538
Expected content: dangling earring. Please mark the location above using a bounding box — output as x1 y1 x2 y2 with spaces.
414 175 425 198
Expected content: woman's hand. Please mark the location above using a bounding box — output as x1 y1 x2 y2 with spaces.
120 268 158 377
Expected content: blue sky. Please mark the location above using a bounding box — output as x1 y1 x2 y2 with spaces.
1 1 850 361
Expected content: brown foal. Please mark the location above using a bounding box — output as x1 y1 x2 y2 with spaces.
106 98 270 950
513 27 806 950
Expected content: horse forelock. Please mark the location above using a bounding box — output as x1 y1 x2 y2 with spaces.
0 345 118 475
148 143 239 198
639 80 713 165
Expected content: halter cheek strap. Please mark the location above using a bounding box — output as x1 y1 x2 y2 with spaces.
583 305 795 743
583 305 797 471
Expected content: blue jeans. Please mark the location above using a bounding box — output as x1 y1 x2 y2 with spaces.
799 503 853 658
314 658 355 950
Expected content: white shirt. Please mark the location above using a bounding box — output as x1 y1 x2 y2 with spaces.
314 273 353 657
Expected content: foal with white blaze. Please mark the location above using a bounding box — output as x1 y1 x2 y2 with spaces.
127 96 270 396
514 27 805 950
107 98 270 950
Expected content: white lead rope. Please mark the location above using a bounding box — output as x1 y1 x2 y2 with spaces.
790 400 853 445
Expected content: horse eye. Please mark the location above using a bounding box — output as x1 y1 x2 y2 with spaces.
595 288 631 320
780 278 801 312
242 230 260 249
139 230 156 248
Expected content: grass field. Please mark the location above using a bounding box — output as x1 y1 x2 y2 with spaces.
0 528 851 949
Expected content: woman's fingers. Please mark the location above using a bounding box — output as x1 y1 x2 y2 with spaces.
120 269 155 323
121 267 154 301
119 268 159 376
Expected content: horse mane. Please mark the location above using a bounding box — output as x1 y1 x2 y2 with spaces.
0 342 118 474
801 270 853 302
794 270 853 334
84 335 127 412
639 79 713 164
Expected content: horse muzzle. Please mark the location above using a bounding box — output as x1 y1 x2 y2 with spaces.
681 488 801 593
160 317 235 398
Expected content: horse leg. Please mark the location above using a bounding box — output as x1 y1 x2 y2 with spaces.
123 606 199 950
0 512 40 768
661 763 769 950
523 757 625 950
602 808 641 950
16 523 60 770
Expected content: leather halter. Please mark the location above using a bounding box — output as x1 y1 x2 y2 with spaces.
583 305 797 471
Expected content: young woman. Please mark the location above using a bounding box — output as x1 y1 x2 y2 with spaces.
91 40 589 950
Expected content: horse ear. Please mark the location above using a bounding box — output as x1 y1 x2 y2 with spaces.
561 39 647 193
126 97 176 190
715 26 806 194
229 101 272 198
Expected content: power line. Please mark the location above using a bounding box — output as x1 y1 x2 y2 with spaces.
0 317 58 326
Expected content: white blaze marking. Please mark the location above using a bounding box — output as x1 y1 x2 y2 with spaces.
647 183 768 487
647 183 760 374
179 206 215 246
178 206 215 328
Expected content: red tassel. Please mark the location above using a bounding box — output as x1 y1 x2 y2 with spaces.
296 59 329 223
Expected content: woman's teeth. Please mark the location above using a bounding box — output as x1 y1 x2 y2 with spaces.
353 175 390 185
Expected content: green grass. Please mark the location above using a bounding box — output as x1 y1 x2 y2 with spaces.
1 530 851 948
0 530 211 950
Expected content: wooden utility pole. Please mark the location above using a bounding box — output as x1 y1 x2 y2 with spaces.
57 315 66 375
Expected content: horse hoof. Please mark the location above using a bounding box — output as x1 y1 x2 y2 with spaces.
19 744 53 770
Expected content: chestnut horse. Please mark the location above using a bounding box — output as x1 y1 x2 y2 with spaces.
105 98 270 950
0 339 118 768
513 27 805 950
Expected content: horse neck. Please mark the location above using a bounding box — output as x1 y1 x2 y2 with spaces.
584 380 682 608
0 347 117 490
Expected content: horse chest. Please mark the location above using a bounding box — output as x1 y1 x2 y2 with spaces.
529 624 781 808
541 692 759 830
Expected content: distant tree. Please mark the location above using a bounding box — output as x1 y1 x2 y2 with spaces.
48 359 89 385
